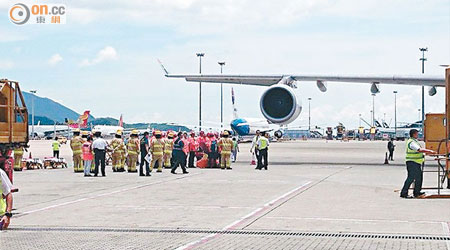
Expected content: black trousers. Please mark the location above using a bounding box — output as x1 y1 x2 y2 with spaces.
388 150 394 160
140 151 150 174
257 149 268 170
53 150 59 158
400 161 423 196
172 151 187 173
94 149 106 176
188 151 196 167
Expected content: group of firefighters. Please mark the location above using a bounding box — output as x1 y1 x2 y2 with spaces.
67 128 240 177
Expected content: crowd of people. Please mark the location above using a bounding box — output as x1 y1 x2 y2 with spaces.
66 128 248 177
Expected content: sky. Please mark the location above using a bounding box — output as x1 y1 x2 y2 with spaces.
0 0 449 130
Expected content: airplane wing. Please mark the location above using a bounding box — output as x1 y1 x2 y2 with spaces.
165 74 445 87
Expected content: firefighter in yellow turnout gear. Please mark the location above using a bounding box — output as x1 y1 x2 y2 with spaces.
111 131 125 172
70 129 84 172
13 146 24 171
218 130 233 170
150 130 165 172
163 132 175 168
127 130 140 172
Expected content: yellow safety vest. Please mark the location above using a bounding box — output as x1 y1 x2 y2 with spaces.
0 178 6 216
258 138 268 150
151 139 164 156
70 136 83 155
127 138 139 155
219 138 232 154
111 139 124 154
14 147 23 156
405 138 424 164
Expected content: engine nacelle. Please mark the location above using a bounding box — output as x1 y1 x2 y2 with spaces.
428 86 437 96
260 84 302 125
370 82 380 94
274 130 283 139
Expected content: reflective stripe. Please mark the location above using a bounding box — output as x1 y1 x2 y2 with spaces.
405 138 424 164
0 178 5 216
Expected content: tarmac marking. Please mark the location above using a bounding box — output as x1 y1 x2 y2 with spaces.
265 216 445 224
16 173 202 218
176 181 313 250
444 222 450 250
176 167 351 250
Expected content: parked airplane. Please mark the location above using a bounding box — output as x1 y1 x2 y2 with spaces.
92 114 124 136
161 61 444 126
229 88 284 138
30 110 90 138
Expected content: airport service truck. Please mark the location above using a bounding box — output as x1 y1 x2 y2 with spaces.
0 79 28 183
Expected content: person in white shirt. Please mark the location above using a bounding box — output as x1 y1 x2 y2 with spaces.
92 131 109 177
1 167 13 229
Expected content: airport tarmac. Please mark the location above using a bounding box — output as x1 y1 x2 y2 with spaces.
2 140 450 250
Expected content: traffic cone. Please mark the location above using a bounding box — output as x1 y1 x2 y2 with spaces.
251 153 256 165
384 152 389 165
29 152 32 159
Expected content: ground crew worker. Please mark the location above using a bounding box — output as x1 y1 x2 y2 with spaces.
70 129 84 173
139 132 151 176
13 146 24 171
250 130 261 163
400 129 436 198
127 130 140 173
150 130 165 172
387 138 395 161
52 137 60 158
171 132 189 174
188 132 198 168
218 130 233 170
111 131 125 172
231 137 239 163
0 166 13 230
163 132 175 169
82 137 93 177
255 132 269 170
81 131 95 174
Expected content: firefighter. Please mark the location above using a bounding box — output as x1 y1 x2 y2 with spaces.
218 130 233 170
13 145 24 171
150 130 164 172
70 129 84 173
127 130 140 173
163 132 175 168
111 130 125 172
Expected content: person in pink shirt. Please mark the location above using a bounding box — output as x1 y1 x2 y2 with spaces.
188 132 198 168
82 137 94 177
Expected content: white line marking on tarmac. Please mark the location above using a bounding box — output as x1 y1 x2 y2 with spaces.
176 181 313 250
442 222 450 250
266 216 444 225
17 173 201 217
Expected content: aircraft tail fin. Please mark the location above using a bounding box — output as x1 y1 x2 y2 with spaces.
231 87 238 119
79 110 90 128
119 114 123 127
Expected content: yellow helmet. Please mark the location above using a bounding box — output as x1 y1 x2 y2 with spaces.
131 130 139 135
223 130 229 136
81 131 89 136
74 128 81 133
168 132 175 137
116 130 123 135
155 130 162 136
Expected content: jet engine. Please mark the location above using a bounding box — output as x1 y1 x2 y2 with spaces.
274 130 283 139
260 84 302 125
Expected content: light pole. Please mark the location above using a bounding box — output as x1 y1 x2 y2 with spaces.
308 98 312 132
218 62 225 128
30 90 37 139
196 53 205 132
418 109 421 121
371 93 376 127
393 91 397 138
419 47 427 137
359 113 361 127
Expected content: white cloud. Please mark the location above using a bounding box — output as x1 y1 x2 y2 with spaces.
80 46 118 67
0 61 14 70
48 54 63 66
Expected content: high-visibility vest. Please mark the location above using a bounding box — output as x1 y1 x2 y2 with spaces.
14 147 23 156
127 138 139 155
218 138 232 154
0 177 6 216
151 139 164 156
258 138 268 150
52 141 60 151
164 139 174 154
405 138 424 164
70 136 83 155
